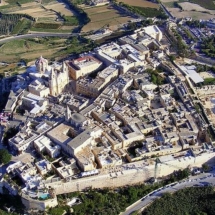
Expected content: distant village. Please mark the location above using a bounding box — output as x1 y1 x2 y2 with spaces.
1 24 215 211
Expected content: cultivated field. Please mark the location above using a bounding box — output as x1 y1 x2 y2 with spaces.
45 1 75 16
161 0 215 10
168 8 215 20
189 0 215 10
60 25 75 30
179 2 215 14
161 0 215 20
1 0 74 24
117 0 159 8
9 7 57 18
82 5 132 32
4 3 57 23
20 1 38 7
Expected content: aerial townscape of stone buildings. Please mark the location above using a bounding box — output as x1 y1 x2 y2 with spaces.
1 24 215 211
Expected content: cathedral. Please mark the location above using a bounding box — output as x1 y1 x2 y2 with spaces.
28 56 69 97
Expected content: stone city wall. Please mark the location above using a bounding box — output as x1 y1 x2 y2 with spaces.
43 152 215 195
7 151 215 211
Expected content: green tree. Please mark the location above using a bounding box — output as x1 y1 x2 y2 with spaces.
151 74 157 84
0 149 12 164
202 164 210 172
3 127 18 145
143 186 215 215
169 55 176 62
49 207 65 215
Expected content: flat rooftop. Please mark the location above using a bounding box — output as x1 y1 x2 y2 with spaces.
47 123 71 143
158 155 175 163
68 56 101 69
68 129 92 150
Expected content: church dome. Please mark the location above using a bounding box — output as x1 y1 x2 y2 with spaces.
71 113 86 124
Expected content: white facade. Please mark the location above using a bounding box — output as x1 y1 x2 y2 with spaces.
34 136 61 158
9 129 39 152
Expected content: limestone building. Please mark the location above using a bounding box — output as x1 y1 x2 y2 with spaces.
34 135 61 158
29 56 69 97
76 65 119 98
140 25 163 42
66 55 102 80
49 63 69 96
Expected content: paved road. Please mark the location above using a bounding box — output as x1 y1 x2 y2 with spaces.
122 173 215 215
160 3 174 19
0 33 79 44
0 125 5 149
87 32 112 41
0 125 6 176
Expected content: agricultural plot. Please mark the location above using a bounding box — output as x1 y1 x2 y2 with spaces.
83 5 110 14
161 0 215 10
82 5 132 32
4 0 32 5
19 2 39 7
168 8 215 20
0 13 33 35
189 0 215 10
44 1 75 16
0 0 75 32
161 0 215 20
60 25 75 30
117 0 159 8
179 2 215 14
9 6 57 20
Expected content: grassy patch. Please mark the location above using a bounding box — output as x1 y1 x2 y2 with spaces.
0 38 48 64
0 40 26 54
17 0 33 4
118 2 168 19
164 2 176 8
133 6 164 18
40 0 54 3
117 0 159 8
0 36 92 67
63 16 79 26
47 36 96 60
4 0 18 5
203 77 215 85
